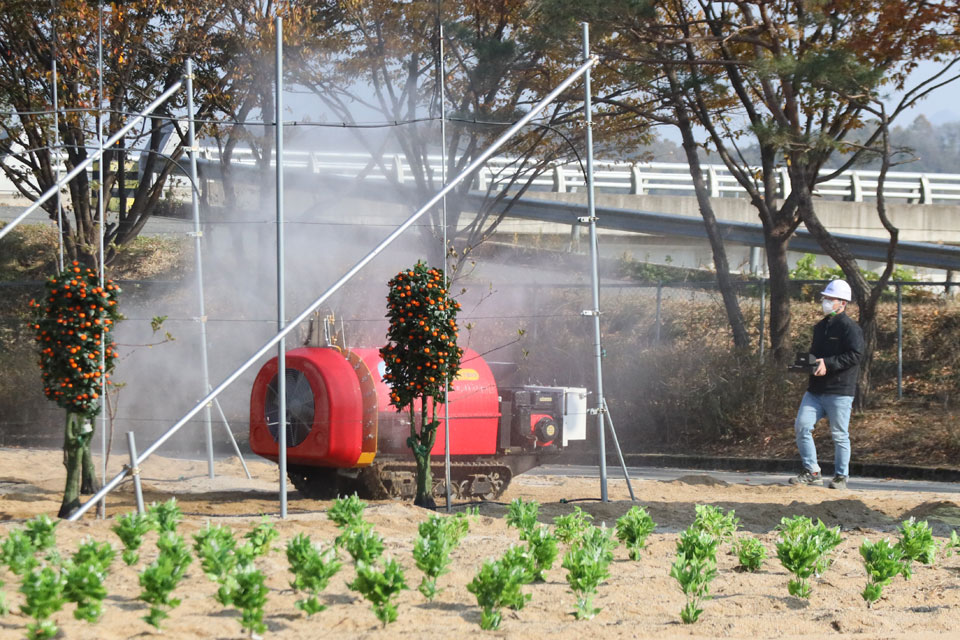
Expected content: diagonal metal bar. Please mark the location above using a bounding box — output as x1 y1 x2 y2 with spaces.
67 56 599 521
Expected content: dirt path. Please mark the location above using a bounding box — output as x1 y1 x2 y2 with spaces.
2 447 960 639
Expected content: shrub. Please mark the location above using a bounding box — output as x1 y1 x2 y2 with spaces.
287 533 341 615
348 558 408 627
693 505 739 543
526 525 559 582
775 515 842 599
138 531 192 629
616 506 657 560
63 539 114 623
563 526 615 620
147 499 182 534
860 538 909 606
413 514 467 599
554 507 594 545
466 547 533 630
895 518 937 568
338 522 385 565
670 525 719 624
506 498 540 540
232 564 269 636
112 511 153 566
328 493 366 529
19 565 66 640
733 536 766 572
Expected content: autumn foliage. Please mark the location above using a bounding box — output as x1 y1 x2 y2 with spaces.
29 262 122 420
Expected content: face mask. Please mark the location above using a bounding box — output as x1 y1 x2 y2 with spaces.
822 299 836 315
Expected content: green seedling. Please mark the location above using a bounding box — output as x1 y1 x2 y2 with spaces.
526 525 559 582
506 498 540 540
693 504 739 543
733 536 767 572
616 506 657 560
775 515 841 599
232 563 269 636
1 528 39 575
413 515 463 599
193 522 238 584
348 558 408 627
138 531 193 629
339 521 385 565
243 517 279 558
896 517 937 568
670 524 719 624
63 539 115 622
948 530 960 556
563 526 615 620
287 533 341 615
328 493 366 529
466 548 533 630
112 511 153 566
147 498 183 533
19 565 67 640
554 507 594 544
24 515 58 552
860 538 909 606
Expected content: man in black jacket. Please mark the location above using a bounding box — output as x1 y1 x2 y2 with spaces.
789 279 864 490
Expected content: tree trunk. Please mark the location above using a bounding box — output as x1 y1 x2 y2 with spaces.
764 233 793 363
81 435 101 494
409 402 437 509
58 413 85 518
674 107 750 349
856 305 879 411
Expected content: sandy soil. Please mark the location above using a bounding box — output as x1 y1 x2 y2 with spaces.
2 447 960 639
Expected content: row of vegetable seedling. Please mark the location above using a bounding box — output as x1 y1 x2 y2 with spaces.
1 496 959 638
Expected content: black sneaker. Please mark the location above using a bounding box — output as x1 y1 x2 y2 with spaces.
789 469 822 486
828 475 848 490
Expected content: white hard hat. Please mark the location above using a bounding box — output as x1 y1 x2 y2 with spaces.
821 279 852 301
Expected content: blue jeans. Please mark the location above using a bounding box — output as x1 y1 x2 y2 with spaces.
794 392 853 477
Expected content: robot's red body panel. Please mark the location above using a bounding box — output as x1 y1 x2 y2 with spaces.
249 347 502 466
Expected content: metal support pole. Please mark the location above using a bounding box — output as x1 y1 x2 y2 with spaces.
185 60 215 479
896 283 903 400
126 432 144 515
655 281 662 344
212 395 251 479
758 278 766 359
68 55 599 521
601 398 635 501
97 1 107 519
582 23 607 502
439 22 452 513
51 7 63 272
275 16 288 518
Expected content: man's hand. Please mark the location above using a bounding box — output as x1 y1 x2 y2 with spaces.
813 358 826 376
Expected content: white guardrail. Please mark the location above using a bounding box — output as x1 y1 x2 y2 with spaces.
3 149 960 204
